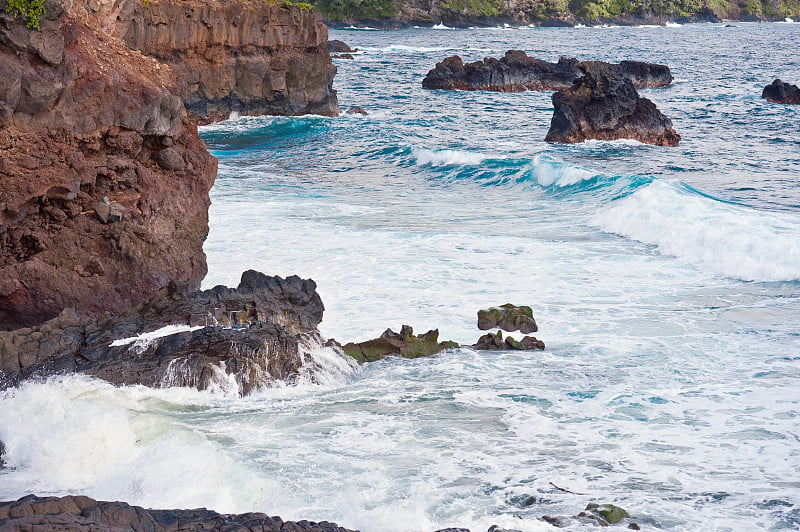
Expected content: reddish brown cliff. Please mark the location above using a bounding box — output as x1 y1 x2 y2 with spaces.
0 0 339 330
0 0 217 330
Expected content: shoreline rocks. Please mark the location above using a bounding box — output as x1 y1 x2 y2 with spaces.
422 52 672 92
0 270 329 396
341 325 459 363
546 62 680 146
0 495 359 532
762 79 800 104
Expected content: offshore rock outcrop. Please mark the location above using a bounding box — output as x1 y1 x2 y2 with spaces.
0 0 217 330
0 495 359 531
762 79 800 104
546 62 680 146
0 271 328 396
422 51 672 92
120 0 339 123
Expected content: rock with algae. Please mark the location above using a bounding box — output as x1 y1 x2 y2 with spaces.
341 325 459 363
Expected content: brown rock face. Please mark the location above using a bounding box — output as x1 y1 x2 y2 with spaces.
0 0 339 331
0 0 217 330
120 0 340 123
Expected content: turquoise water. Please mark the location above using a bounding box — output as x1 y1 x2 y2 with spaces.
1 23 799 531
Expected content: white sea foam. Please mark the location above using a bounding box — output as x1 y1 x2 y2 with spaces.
109 325 204 350
593 180 800 282
413 147 489 166
432 23 454 29
531 154 600 186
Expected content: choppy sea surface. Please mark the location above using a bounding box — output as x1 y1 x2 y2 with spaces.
2 23 800 531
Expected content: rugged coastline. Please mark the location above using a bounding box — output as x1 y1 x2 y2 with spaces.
314 0 797 28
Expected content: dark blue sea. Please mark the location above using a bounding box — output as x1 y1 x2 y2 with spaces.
1 22 799 531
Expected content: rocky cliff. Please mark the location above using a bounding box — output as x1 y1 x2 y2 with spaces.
0 0 338 330
119 0 339 122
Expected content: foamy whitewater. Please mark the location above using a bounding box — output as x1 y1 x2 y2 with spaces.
2 23 799 531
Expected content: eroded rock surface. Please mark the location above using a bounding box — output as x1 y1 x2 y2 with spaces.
477 304 538 333
762 79 800 104
422 51 672 92
546 62 680 146
0 494 359 531
0 271 329 396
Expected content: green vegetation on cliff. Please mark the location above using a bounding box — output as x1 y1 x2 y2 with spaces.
313 0 800 23
4 0 45 29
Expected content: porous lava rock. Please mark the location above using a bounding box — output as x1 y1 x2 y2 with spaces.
0 271 330 396
341 325 459 363
762 79 800 104
545 62 680 146
0 494 359 532
422 51 672 92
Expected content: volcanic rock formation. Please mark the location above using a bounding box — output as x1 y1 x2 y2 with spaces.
545 62 680 146
0 270 333 396
120 0 340 122
0 495 358 531
762 79 800 104
422 51 672 92
0 0 339 330
0 0 217 330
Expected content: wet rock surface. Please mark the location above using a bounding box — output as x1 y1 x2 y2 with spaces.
762 79 800 104
546 61 680 146
341 325 459 363
422 51 672 92
0 495 359 532
542 502 647 528
0 271 327 396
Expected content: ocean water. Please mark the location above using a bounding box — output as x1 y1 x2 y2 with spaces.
2 23 800 531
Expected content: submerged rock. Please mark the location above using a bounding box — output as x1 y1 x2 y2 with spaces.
762 79 800 104
422 51 672 92
0 494 358 531
0 270 330 396
341 325 459 363
0 439 5 468
477 304 537 333
546 62 680 146
542 502 643 528
346 106 368 115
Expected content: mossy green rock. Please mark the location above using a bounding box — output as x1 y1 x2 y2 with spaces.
477 304 537 334
343 325 459 363
581 503 630 525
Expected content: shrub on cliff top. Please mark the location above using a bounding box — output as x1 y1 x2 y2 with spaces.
4 0 45 29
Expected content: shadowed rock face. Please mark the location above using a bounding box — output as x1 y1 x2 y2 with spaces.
0 495 359 531
120 0 340 123
0 271 327 395
762 79 800 104
422 51 672 92
545 62 680 146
